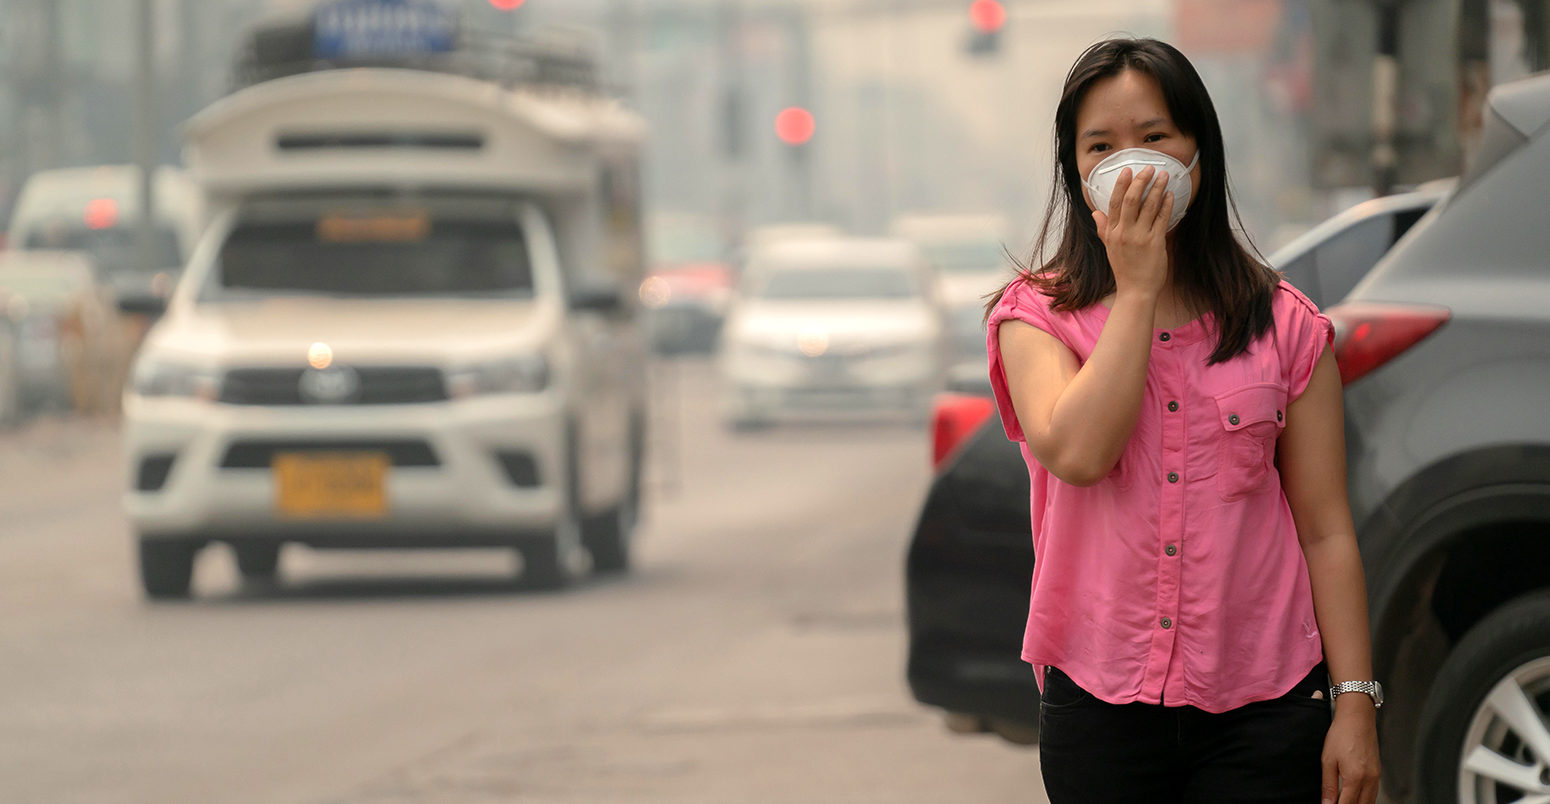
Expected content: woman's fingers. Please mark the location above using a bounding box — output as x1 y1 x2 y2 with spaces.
1150 184 1176 236
1122 166 1156 225
1140 171 1169 226
1107 167 1132 228
1092 209 1109 241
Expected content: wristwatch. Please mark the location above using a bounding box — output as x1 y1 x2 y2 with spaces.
1330 680 1384 709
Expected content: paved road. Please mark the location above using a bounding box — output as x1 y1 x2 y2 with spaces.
0 359 1047 803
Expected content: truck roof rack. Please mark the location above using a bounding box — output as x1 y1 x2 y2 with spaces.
231 9 601 95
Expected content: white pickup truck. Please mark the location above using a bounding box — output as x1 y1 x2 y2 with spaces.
124 67 649 597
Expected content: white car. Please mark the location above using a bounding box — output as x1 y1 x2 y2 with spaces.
890 214 1012 393
124 67 648 598
718 237 947 427
7 165 201 315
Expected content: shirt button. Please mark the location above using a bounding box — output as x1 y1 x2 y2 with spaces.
1160 617 1173 630
1167 401 1179 412
1167 472 1180 483
1165 544 1178 556
1228 414 1240 425
1159 332 1171 342
1277 410 1284 422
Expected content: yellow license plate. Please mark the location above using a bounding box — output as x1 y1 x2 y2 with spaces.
273 452 389 519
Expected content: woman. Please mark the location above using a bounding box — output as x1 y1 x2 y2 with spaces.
985 38 1381 803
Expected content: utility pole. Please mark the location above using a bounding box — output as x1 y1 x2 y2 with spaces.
133 0 158 276
1371 0 1400 196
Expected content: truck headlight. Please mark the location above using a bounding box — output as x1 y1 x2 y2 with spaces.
447 355 550 398
131 358 220 400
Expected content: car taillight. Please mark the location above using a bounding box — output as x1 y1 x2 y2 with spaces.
1327 302 1450 385
932 393 995 471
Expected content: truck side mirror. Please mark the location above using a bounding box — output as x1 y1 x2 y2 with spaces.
569 285 624 315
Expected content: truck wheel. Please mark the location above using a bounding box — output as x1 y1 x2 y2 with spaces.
520 429 584 590
139 539 197 600
1417 591 1550 804
585 416 642 574
234 543 281 583
520 510 582 591
0 333 21 427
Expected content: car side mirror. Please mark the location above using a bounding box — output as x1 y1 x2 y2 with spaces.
569 285 625 315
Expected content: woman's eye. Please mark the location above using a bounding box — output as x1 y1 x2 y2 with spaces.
1091 143 1110 153
1145 133 1165 142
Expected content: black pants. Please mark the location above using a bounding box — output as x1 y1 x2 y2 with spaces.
1038 664 1332 803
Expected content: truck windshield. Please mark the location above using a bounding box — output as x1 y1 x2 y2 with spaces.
210 197 535 299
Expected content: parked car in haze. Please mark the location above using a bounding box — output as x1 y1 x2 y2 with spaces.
641 213 733 354
890 214 1012 393
718 237 947 428
907 72 1550 804
0 252 128 418
7 165 200 315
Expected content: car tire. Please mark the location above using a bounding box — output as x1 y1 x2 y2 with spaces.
0 331 22 428
234 543 282 583
1416 591 1550 804
519 425 584 591
585 415 643 574
139 538 198 600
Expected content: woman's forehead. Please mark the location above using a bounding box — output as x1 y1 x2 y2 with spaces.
1076 71 1172 133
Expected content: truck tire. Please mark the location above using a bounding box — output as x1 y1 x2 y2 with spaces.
1416 591 1550 804
520 426 583 590
585 414 642 574
139 539 197 600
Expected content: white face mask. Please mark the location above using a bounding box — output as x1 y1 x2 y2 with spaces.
1083 148 1200 232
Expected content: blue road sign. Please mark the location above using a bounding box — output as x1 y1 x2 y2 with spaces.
314 0 458 59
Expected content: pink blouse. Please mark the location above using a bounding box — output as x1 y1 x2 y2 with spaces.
986 276 1336 714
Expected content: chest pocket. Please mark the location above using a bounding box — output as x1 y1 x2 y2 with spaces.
1212 382 1287 501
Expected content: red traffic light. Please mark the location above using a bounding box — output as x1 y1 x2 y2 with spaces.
774 107 815 146
489 0 525 9
969 0 1006 33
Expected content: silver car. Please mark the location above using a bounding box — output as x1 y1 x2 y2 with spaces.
718 237 947 428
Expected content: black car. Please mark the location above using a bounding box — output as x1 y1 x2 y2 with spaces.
906 72 1550 802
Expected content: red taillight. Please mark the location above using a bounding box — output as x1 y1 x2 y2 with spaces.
84 198 118 230
1327 302 1450 385
932 393 996 471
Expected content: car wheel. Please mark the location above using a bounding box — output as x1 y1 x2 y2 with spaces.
0 332 21 428
519 427 585 590
585 416 643 574
1417 591 1550 804
138 538 198 600
234 543 282 583
520 509 583 591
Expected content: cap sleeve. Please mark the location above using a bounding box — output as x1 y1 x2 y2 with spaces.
985 276 1061 442
1276 281 1336 401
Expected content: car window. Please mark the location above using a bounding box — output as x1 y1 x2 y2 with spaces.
1313 215 1394 306
24 226 182 275
209 201 534 299
1277 251 1322 307
755 267 920 301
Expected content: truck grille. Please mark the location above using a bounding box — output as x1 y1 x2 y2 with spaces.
220 367 447 406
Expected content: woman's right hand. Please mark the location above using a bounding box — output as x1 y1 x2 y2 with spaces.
1092 166 1174 299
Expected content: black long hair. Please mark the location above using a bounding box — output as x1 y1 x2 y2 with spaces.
986 37 1277 365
